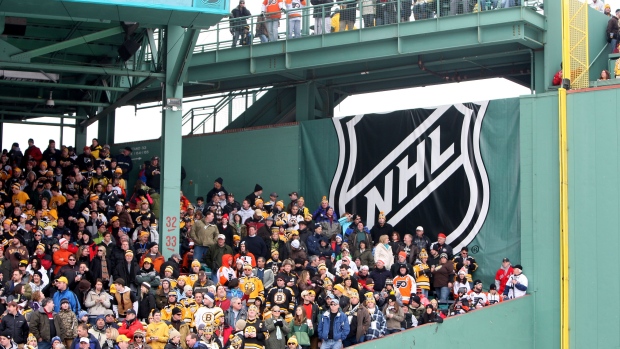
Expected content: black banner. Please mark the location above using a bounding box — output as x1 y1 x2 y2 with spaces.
329 102 490 248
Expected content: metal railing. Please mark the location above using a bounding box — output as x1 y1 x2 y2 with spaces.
181 87 268 135
190 0 544 52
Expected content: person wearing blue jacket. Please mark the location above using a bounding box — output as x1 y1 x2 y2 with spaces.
317 295 349 349
53 277 82 313
306 225 324 256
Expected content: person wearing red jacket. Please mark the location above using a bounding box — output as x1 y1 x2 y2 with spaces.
23 138 43 167
118 309 145 342
494 257 513 294
53 238 79 275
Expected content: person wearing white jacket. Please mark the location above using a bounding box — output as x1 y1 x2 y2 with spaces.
373 235 394 269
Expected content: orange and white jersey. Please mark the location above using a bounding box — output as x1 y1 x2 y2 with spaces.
393 274 416 305
262 0 284 19
217 266 236 286
285 0 306 17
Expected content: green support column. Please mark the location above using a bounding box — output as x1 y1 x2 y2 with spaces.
159 26 194 260
296 82 316 121
544 0 562 90
75 108 88 150
97 111 115 145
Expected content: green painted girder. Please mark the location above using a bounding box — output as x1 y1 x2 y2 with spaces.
0 79 129 92
0 61 164 78
0 0 228 28
0 110 87 119
0 95 109 107
187 7 544 83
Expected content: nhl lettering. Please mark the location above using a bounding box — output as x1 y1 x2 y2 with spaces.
329 102 490 249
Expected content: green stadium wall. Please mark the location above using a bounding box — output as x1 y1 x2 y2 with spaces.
351 296 534 348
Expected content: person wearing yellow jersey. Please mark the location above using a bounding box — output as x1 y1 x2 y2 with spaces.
11 183 29 206
187 260 202 287
239 264 265 304
162 292 185 321
413 249 432 298
146 310 169 349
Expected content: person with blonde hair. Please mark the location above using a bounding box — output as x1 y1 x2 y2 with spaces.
102 328 119 349
373 235 394 269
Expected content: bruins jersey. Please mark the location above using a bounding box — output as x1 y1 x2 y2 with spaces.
413 263 431 291
187 274 199 287
265 286 295 314
242 319 268 349
180 298 198 325
161 303 186 322
239 276 265 303
393 274 416 305
265 260 281 275
194 306 225 329
227 332 245 349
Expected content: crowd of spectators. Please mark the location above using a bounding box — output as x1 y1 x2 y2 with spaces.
0 136 528 349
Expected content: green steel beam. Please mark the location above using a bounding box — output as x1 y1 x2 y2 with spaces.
0 110 87 119
160 26 186 260
81 76 158 127
169 29 200 86
0 79 129 92
97 110 115 144
0 39 22 60
0 118 76 128
0 96 109 107
75 108 88 150
11 26 124 62
0 62 165 78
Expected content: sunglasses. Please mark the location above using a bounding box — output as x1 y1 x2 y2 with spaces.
98 250 104 252
330 303 338 306
69 259 76 261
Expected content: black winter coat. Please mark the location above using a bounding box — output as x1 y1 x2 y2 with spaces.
0 312 29 344
113 260 139 287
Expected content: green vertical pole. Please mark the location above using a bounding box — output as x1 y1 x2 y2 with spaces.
75 108 88 150
160 26 185 260
295 82 315 121
544 0 562 91
97 111 116 145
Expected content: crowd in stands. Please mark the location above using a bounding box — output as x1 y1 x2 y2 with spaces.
228 0 527 46
0 137 528 349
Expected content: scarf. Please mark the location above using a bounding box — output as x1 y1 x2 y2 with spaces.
101 258 109 281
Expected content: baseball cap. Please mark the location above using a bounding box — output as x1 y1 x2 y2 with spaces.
116 335 130 343
79 338 90 344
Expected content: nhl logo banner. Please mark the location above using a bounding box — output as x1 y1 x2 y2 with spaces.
329 102 490 249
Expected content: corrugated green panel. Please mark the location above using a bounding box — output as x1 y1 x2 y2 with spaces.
354 296 533 348
519 93 560 349
299 119 339 210
469 98 521 289
181 126 301 202
568 88 620 348
111 125 301 203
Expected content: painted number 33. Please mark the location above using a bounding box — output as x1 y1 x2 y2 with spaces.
165 216 177 251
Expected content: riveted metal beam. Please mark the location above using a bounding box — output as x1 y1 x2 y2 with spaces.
0 96 109 107
0 79 129 92
0 62 164 78
0 110 87 119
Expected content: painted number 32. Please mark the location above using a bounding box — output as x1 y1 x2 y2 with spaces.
165 216 178 252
